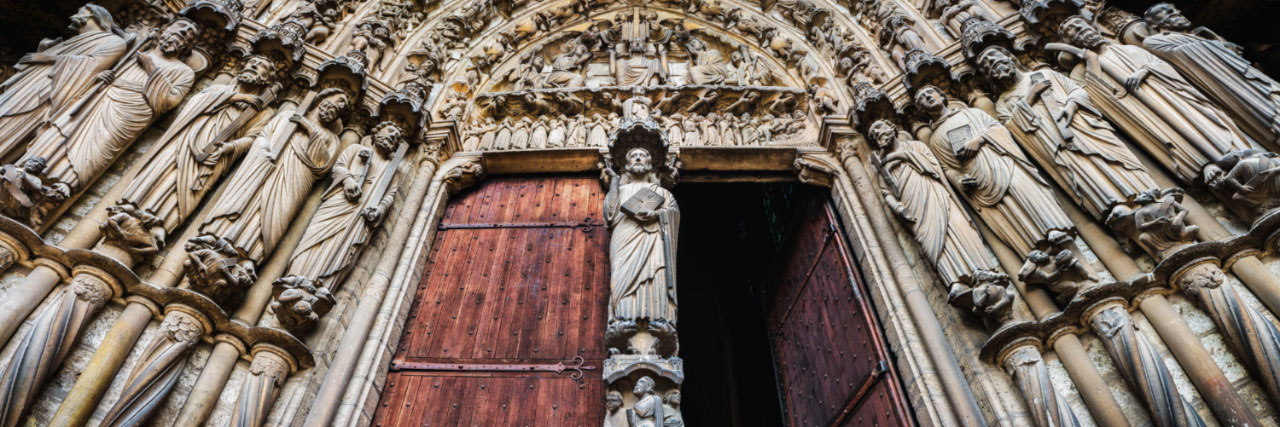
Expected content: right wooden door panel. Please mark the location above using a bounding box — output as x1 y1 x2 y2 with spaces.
767 197 912 427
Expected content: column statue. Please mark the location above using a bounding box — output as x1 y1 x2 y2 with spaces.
1143 3 1280 147
1055 16 1252 182
978 45 1159 219
115 55 275 246
604 147 679 324
6 18 200 228
914 85 1075 257
188 88 350 303
273 120 406 332
0 4 127 158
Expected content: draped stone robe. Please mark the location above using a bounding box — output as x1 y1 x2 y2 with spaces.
1145 31 1280 147
24 53 194 190
996 69 1159 219
882 137 997 287
119 84 267 232
199 109 339 262
689 48 731 85
1080 44 1252 182
286 142 400 289
605 179 679 323
927 107 1075 257
0 29 126 158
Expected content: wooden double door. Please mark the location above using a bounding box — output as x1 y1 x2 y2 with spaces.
373 176 910 426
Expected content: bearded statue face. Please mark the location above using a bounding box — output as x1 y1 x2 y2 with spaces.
1146 3 1192 31
869 120 898 150
160 20 200 56
317 93 351 124
978 47 1018 82
625 148 653 177
373 124 402 154
633 377 654 395
1060 18 1105 49
606 393 623 411
237 56 274 86
69 6 93 31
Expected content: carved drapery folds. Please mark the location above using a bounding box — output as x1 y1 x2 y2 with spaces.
602 120 683 426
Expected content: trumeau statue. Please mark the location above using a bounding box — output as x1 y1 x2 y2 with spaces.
21 18 200 198
199 88 350 264
117 55 275 244
0 4 127 159
1142 3 1280 147
978 46 1159 219
604 146 679 324
870 119 1013 323
275 120 406 331
1056 16 1253 183
915 85 1075 257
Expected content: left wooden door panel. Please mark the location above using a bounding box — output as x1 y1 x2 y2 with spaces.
374 177 608 427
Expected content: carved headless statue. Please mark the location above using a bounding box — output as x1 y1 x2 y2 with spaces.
274 121 405 331
0 4 126 159
23 19 199 193
117 56 275 244
604 148 679 324
1143 3 1280 147
1057 16 1252 182
915 86 1075 257
979 46 1159 219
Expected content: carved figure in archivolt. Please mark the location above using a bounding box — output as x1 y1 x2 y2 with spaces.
915 86 1074 256
685 37 732 85
23 18 199 191
1143 3 1280 147
979 46 1158 219
199 88 349 262
1057 16 1252 182
118 56 275 239
870 119 997 294
604 148 679 324
0 4 127 158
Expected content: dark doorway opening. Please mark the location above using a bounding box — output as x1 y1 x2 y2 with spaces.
673 182 818 427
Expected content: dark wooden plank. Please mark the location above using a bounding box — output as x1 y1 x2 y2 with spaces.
767 199 912 427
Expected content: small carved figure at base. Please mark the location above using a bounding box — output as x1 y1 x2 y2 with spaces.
183 235 257 306
0 157 70 228
271 275 336 333
1204 149 1280 218
100 204 164 256
1018 248 1092 302
1105 188 1199 255
948 269 1015 326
